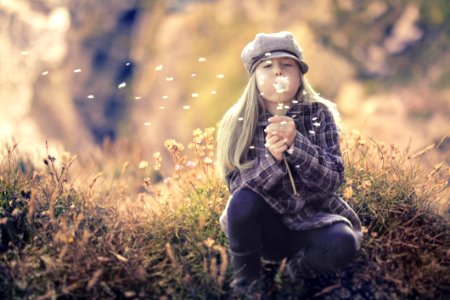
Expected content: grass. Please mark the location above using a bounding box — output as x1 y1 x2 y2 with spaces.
0 128 449 299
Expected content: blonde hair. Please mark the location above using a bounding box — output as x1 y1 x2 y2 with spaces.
216 73 341 182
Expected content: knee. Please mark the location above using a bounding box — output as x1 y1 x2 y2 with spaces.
328 223 358 269
227 189 263 224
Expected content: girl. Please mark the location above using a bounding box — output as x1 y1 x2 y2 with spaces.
216 32 362 296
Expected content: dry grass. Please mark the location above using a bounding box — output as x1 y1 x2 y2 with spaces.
0 128 449 299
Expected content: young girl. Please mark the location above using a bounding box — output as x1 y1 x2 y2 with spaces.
216 32 363 296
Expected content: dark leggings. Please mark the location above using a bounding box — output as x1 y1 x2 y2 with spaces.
227 188 358 274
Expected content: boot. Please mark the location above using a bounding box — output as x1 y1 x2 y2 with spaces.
229 249 262 299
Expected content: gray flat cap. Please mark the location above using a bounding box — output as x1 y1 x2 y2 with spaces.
241 31 309 75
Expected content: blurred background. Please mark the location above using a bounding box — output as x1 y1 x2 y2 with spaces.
0 0 449 167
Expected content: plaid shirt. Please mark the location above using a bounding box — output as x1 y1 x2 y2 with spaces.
220 100 362 243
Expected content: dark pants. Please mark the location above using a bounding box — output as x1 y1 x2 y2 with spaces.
227 188 358 275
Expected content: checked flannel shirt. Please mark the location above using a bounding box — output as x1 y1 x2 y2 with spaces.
220 99 362 247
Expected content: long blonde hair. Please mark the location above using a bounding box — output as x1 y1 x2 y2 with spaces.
216 73 340 182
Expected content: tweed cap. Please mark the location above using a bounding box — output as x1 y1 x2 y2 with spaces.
241 31 309 75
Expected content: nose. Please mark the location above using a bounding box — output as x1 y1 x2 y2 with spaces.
274 63 282 76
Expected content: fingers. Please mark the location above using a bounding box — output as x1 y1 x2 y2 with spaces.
266 135 288 152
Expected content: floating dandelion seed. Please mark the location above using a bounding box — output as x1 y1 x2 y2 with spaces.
211 90 217 95
190 73 197 77
292 114 297 118
238 117 244 121
162 95 168 99
159 106 165 110
273 76 290 94
155 64 163 71
265 154 269 158
182 105 191 110
295 165 301 168
292 100 299 104
21 51 28 55
41 71 49 76
312 117 318 121
284 105 290 109
87 95 95 99
264 52 272 57
138 160 148 169
144 122 151 126
308 130 315 135
198 57 206 62
260 92 265 96
166 77 174 81
216 74 225 79
73 68 82 73
125 62 131 66
134 96 142 100
249 145 255 149
191 93 199 98
118 82 127 89
313 122 321 127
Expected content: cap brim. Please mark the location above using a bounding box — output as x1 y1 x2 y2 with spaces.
252 52 309 74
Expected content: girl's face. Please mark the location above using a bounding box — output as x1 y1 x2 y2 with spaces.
255 57 301 104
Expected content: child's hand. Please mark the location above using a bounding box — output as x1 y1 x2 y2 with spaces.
265 133 288 162
265 116 296 148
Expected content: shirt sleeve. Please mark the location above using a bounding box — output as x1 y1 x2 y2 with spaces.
227 148 287 194
285 105 344 193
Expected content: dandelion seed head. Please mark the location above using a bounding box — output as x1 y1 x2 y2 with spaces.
118 82 126 89
155 64 163 71
273 76 290 94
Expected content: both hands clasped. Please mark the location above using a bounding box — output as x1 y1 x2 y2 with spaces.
264 116 296 162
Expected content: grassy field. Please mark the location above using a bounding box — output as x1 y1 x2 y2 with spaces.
0 128 449 299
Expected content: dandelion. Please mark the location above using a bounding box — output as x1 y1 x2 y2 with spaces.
155 64 163 71
118 82 127 89
273 76 290 94
166 77 174 81
87 95 95 99
216 74 225 79
191 93 199 98
42 71 49 76
74 68 82 73
198 57 206 62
